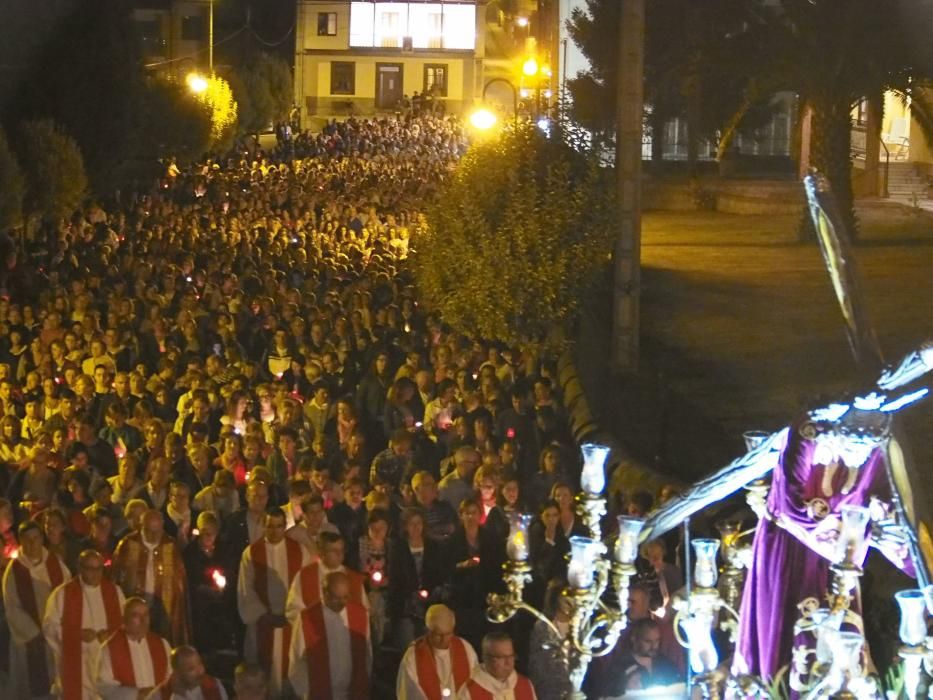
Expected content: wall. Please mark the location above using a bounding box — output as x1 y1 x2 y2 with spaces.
298 52 474 115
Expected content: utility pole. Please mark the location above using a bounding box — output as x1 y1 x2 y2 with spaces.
611 0 645 374
208 0 214 73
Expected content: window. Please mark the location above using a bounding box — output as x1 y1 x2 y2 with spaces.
181 14 206 41
331 62 356 95
349 1 475 49
424 64 448 97
855 99 869 126
318 12 337 36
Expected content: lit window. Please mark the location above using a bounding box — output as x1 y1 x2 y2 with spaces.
317 12 337 36
424 64 448 97
349 3 375 47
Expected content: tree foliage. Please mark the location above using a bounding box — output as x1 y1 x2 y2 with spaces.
566 0 764 153
138 81 214 166
727 0 933 235
7 0 145 193
192 75 239 153
230 52 293 135
5 0 231 193
0 128 24 231
413 124 617 351
16 119 87 221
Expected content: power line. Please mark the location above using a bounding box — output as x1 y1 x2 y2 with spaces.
248 23 295 47
143 25 247 68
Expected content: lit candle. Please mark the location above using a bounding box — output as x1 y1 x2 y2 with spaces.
506 514 532 561
615 516 645 565
692 539 720 589
418 589 429 599
567 536 601 589
210 568 227 590
580 443 610 496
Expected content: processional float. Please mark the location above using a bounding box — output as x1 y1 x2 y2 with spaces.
487 172 933 699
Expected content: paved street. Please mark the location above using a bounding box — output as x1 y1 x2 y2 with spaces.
602 205 933 485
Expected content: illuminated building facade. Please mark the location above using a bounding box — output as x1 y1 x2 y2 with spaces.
294 0 486 120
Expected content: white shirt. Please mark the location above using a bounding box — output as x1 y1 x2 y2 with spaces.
142 539 159 594
145 680 230 700
457 667 538 700
2 549 68 644
96 633 172 700
43 580 127 700
397 638 479 700
237 538 310 695
288 605 372 700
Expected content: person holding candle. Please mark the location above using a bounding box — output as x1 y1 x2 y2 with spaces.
184 512 237 660
448 499 497 652
388 507 449 650
397 603 478 700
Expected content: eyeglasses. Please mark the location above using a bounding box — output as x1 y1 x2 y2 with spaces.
486 654 515 661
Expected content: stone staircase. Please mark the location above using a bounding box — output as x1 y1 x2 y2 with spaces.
886 162 929 199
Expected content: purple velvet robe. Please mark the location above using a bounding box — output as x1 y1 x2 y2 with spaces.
733 423 910 681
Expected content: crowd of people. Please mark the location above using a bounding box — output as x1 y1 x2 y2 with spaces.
0 112 686 699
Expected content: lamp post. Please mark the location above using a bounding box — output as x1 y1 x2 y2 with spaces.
208 0 214 73
487 443 643 699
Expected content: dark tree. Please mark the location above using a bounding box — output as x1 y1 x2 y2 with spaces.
0 128 24 231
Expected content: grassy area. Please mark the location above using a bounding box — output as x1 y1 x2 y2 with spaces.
585 203 933 483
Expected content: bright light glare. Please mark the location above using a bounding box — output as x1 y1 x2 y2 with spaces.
536 117 550 131
515 16 529 27
470 108 497 130
522 57 539 77
186 73 208 93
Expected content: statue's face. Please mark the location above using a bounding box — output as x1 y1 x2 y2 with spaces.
813 432 877 469
835 435 877 469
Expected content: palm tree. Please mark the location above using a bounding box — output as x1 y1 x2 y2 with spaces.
721 0 933 236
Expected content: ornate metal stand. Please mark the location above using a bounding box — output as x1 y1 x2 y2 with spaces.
486 443 642 700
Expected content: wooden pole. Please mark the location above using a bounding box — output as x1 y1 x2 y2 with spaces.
611 0 645 374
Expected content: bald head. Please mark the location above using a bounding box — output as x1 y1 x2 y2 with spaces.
142 508 164 543
425 604 456 650
323 571 350 613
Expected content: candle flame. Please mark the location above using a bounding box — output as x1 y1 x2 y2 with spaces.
211 569 227 590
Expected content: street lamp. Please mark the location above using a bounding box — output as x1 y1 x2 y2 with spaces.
469 108 497 131
187 72 208 93
208 0 214 73
522 57 539 78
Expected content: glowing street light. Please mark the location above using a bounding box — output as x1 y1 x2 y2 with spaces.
469 108 497 130
515 16 529 27
186 72 208 94
522 57 539 77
